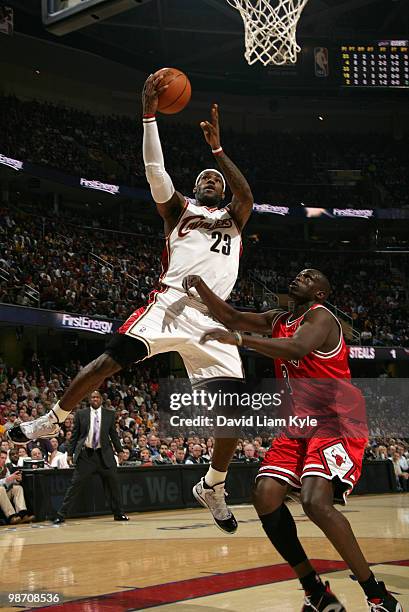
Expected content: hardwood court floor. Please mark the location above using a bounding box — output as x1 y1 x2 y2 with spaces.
0 494 408 612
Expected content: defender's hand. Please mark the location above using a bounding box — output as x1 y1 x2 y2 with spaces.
182 275 203 296
142 72 170 116
200 104 221 150
200 330 237 345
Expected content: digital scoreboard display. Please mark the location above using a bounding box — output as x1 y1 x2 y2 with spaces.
340 40 409 88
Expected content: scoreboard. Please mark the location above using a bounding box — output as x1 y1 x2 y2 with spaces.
340 40 409 88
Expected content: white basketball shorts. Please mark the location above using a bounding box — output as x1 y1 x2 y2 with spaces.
117 287 244 384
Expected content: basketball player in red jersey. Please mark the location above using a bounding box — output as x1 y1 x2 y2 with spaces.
183 269 402 612
8 72 253 534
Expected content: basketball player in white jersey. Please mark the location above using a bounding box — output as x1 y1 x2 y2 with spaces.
8 72 253 533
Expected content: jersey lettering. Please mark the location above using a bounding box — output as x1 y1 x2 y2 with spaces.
162 199 240 300
178 215 233 237
210 232 231 256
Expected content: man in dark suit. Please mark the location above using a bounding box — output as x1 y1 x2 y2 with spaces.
53 390 128 523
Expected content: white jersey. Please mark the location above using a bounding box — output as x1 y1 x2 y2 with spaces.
160 198 241 301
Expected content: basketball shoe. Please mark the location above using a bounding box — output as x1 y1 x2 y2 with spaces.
193 477 237 534
8 411 60 444
366 582 403 611
302 581 346 611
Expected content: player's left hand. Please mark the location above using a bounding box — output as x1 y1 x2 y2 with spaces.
200 329 237 345
200 104 221 150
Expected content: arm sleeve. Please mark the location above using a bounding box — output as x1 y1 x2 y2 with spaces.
143 119 175 204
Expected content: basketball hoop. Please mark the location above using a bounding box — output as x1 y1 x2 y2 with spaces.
226 0 309 66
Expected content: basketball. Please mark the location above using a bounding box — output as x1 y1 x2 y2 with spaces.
154 67 191 114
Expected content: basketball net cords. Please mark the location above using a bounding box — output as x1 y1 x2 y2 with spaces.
226 0 309 66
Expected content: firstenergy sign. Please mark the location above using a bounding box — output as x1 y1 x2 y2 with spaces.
61 314 113 334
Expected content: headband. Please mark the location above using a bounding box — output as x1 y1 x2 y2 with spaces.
195 169 226 194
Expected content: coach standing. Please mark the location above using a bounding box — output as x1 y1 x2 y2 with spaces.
53 390 128 523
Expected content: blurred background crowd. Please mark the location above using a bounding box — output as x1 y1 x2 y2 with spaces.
1 95 408 208
1 207 408 346
1 358 408 527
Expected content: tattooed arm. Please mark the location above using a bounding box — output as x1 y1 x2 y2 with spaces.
200 104 254 230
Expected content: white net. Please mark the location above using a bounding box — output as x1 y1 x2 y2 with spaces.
226 0 309 66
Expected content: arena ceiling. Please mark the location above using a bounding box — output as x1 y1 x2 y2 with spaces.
7 0 409 94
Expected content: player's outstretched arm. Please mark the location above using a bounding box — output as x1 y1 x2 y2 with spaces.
200 104 253 230
183 275 279 334
201 308 334 360
142 73 185 231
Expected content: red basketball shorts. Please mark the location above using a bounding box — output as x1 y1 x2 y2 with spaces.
257 434 367 504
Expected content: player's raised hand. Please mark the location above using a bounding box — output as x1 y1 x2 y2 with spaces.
200 104 221 150
182 275 203 296
142 72 169 115
200 329 237 345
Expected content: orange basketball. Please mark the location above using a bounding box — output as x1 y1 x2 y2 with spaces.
154 67 191 115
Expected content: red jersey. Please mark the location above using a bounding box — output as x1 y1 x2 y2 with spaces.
272 304 350 381
271 304 367 438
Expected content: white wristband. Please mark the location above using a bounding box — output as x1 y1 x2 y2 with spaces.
212 146 223 155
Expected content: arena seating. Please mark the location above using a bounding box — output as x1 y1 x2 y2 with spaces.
0 362 407 477
1 95 408 207
1 207 408 345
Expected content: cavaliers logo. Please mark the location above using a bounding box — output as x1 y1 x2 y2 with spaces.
178 215 233 237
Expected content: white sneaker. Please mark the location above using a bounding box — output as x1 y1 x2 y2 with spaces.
193 477 238 534
8 412 60 444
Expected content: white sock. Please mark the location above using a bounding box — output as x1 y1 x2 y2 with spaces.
50 401 71 423
205 466 227 487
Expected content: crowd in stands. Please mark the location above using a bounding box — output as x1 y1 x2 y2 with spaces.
1 206 408 345
0 359 408 524
0 207 162 320
1 95 408 207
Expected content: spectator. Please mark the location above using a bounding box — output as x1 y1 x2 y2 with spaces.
118 448 139 466
48 437 70 469
234 441 245 460
153 443 174 465
147 435 161 457
185 444 209 465
174 447 186 465
59 430 73 454
5 447 19 470
139 448 153 467
121 435 138 461
0 450 35 524
257 446 267 462
239 444 259 464
392 451 409 492
17 447 28 466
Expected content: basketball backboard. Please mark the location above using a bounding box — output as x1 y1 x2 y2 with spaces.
42 0 154 36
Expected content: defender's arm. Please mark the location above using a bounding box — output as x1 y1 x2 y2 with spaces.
183 275 281 334
201 308 334 360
